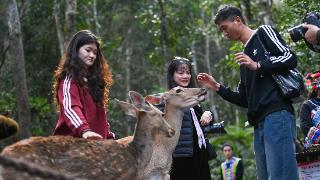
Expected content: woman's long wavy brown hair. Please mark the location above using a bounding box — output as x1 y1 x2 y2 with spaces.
53 30 113 110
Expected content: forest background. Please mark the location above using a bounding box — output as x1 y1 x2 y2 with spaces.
1 0 319 179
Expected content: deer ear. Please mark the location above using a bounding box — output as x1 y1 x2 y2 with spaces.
129 91 150 112
114 99 137 118
145 93 163 105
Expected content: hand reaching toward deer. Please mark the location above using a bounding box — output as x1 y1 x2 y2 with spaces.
197 73 220 91
82 131 103 139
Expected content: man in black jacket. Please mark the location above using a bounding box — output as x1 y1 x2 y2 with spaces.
197 5 298 180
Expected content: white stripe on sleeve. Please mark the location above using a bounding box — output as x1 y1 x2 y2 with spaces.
261 25 292 63
63 76 83 128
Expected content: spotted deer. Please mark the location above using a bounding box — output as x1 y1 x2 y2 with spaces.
1 91 175 180
117 87 207 180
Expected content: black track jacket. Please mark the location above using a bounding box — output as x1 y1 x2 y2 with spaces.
217 25 297 126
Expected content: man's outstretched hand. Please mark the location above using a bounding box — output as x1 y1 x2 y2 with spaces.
197 73 220 91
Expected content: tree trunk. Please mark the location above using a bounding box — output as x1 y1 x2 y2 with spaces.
17 0 30 18
82 4 92 28
260 0 273 25
157 0 169 87
240 0 252 23
6 0 32 138
125 33 132 136
64 0 77 46
204 32 211 76
0 40 9 71
93 0 101 35
191 41 198 74
235 107 240 126
53 0 64 56
203 26 219 122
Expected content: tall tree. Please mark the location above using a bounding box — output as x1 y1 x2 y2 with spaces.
93 0 101 35
124 28 133 135
240 0 252 23
53 0 64 55
17 0 30 18
64 0 77 46
158 0 169 76
260 0 273 25
6 0 31 138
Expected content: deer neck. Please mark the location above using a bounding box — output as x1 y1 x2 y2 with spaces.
130 118 154 169
164 104 184 142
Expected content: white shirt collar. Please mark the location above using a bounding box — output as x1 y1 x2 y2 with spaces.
244 29 257 47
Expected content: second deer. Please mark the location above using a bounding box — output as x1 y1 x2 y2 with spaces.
118 86 207 180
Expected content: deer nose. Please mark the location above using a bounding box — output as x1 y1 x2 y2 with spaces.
167 128 175 137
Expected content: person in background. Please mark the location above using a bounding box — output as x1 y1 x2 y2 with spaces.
220 143 243 180
167 56 212 180
197 5 298 180
300 71 320 147
52 30 114 139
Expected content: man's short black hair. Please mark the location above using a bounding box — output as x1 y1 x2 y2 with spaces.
222 143 233 151
214 5 246 25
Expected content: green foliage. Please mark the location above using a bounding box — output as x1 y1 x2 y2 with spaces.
29 96 55 136
1 0 319 177
0 92 15 114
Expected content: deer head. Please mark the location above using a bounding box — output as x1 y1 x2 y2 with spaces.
145 86 207 109
115 91 175 140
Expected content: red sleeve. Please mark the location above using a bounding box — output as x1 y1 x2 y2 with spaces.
58 76 90 136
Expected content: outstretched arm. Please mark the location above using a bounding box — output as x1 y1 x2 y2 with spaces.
197 73 220 91
197 73 248 107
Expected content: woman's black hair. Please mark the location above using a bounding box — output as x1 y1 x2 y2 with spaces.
53 30 113 109
167 57 198 89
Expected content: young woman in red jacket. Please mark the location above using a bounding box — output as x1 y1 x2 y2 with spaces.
52 30 114 139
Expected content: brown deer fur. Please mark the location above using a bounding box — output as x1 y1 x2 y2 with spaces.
1 91 174 180
118 87 207 180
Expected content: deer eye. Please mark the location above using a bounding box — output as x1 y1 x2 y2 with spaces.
175 89 183 93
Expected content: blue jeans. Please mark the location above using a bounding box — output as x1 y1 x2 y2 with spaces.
254 110 298 180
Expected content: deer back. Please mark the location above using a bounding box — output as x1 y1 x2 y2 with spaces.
1 91 175 180
1 136 136 180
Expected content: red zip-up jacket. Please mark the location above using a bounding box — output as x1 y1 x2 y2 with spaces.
53 76 114 139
